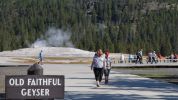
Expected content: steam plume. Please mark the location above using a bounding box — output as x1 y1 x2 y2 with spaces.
31 27 74 48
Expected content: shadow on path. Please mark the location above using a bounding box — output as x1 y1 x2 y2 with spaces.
65 71 178 100
65 91 178 100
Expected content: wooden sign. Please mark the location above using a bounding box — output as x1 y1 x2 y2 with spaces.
5 75 64 99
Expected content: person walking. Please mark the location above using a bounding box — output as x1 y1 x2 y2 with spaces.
91 49 105 87
170 53 174 62
139 49 143 64
151 51 157 64
136 49 143 64
120 53 125 63
104 50 112 84
38 50 44 65
147 51 152 64
173 52 178 62
136 50 141 64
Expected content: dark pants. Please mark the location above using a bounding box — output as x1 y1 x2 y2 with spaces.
136 56 142 64
104 68 111 84
93 68 103 82
151 57 157 64
104 69 111 77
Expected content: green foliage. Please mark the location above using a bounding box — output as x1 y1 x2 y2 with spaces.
0 0 178 56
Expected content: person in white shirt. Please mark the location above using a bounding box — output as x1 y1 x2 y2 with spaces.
91 49 105 87
139 49 143 64
151 51 157 64
120 53 125 63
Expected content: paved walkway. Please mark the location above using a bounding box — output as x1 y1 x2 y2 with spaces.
43 64 178 100
112 62 178 68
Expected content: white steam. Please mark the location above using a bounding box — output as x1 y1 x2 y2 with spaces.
31 28 74 48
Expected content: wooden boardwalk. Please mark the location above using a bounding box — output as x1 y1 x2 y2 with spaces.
112 63 178 68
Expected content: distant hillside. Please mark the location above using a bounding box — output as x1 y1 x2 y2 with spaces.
0 0 178 56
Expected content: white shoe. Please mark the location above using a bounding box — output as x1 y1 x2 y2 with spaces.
96 81 100 87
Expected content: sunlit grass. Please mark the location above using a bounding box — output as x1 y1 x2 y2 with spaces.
11 57 93 64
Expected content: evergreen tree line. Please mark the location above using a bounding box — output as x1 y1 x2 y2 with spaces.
0 0 178 56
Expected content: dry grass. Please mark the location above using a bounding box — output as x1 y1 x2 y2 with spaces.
11 57 93 64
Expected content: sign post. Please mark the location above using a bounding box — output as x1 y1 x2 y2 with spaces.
5 75 64 99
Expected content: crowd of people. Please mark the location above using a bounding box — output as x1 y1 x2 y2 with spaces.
129 49 178 64
91 49 112 87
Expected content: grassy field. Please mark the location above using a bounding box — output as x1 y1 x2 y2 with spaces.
113 67 178 85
